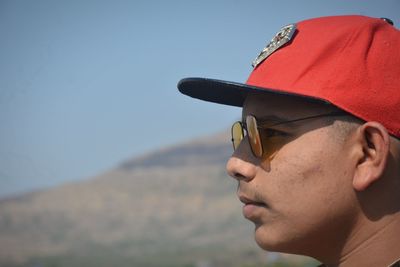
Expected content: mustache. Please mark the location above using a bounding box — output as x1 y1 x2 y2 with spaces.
237 181 267 205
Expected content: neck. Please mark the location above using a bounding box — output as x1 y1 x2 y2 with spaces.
323 213 400 267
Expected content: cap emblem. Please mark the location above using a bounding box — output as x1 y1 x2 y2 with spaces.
252 23 297 68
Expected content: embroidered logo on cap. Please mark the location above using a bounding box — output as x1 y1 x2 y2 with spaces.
252 24 297 68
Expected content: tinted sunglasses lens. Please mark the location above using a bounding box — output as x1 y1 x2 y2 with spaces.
231 121 244 150
246 116 263 157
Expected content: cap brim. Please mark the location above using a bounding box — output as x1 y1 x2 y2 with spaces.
178 77 329 107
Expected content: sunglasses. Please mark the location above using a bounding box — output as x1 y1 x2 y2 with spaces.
231 111 347 158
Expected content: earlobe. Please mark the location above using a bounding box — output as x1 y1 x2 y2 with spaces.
352 122 390 191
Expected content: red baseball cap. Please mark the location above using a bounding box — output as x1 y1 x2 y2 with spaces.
178 15 400 138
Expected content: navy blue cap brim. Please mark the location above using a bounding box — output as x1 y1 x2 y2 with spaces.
177 77 329 107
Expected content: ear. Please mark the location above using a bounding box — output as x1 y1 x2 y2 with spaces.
353 122 390 191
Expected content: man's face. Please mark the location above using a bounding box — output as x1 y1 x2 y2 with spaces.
226 93 358 257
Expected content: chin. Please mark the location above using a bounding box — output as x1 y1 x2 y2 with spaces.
254 223 298 253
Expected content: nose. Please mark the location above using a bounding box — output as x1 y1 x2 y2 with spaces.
226 137 257 182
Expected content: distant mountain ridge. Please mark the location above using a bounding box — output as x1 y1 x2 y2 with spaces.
120 133 231 170
0 131 314 267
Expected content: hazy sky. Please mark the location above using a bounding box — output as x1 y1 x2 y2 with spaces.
1 0 399 197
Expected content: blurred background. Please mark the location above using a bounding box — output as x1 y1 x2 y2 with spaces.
0 1 399 266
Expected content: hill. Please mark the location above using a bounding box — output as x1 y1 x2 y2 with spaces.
0 131 316 267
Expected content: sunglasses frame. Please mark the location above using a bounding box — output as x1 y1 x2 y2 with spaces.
231 111 348 158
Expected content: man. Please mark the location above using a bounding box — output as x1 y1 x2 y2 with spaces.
177 15 400 266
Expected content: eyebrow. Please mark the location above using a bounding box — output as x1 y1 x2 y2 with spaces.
258 115 299 129
242 114 289 125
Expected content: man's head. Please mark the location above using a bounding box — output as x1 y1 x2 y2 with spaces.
177 15 400 264
226 92 400 261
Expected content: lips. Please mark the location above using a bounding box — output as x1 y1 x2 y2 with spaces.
238 195 268 220
239 195 264 206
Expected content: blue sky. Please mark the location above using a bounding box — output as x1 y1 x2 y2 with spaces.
1 0 399 197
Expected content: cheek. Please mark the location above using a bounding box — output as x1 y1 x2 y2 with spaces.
265 132 354 219
253 135 356 252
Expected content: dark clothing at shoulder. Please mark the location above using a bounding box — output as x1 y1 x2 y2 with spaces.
318 259 400 267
